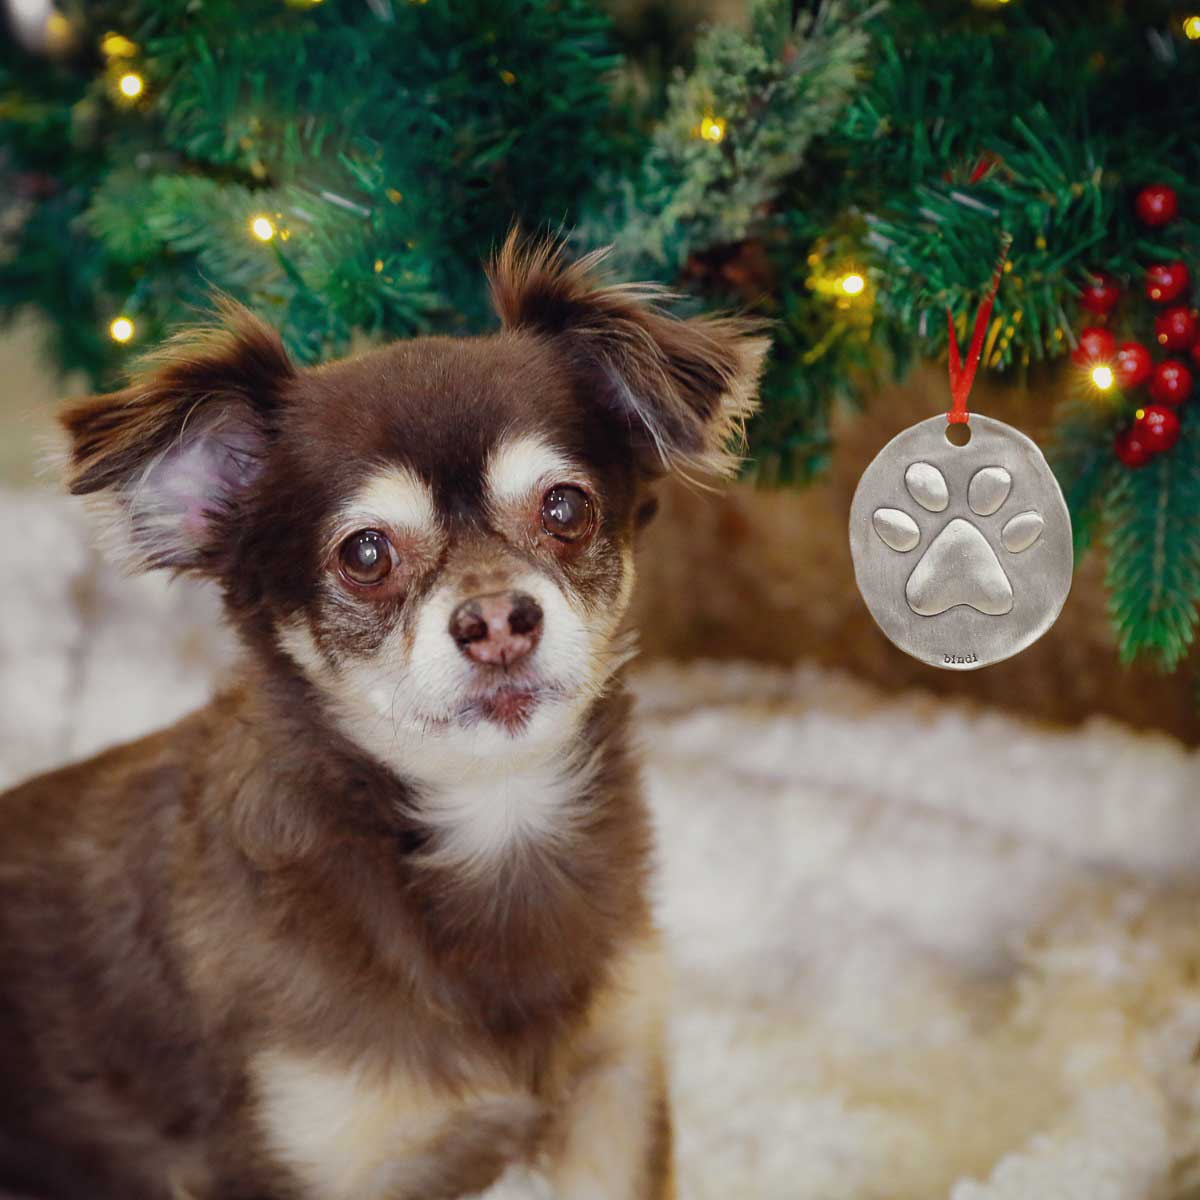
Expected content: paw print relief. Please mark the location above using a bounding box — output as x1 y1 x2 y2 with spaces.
872 461 1046 618
849 415 1073 671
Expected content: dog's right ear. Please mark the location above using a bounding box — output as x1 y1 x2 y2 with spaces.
60 300 294 572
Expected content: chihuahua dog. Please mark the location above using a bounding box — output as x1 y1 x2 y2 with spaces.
0 236 766 1200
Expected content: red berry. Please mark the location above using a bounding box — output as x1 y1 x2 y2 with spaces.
1133 404 1182 454
1071 326 1116 365
1135 184 1179 228
1155 306 1198 351
1149 359 1194 406
1078 271 1120 315
1114 426 1155 467
1114 342 1153 388
1145 261 1190 305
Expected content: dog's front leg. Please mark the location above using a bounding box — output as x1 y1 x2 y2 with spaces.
471 933 673 1200
542 1042 673 1200
541 933 674 1200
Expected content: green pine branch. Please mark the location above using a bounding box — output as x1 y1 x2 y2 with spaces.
1103 412 1200 670
1 0 628 379
584 0 873 280
6 0 1200 676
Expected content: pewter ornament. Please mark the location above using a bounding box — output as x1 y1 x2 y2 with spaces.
849 414 1073 670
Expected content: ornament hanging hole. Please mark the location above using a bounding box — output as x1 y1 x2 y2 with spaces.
945 422 972 447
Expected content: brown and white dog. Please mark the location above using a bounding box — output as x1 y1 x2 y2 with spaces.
0 236 766 1200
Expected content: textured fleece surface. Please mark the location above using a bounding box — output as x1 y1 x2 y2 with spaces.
3 487 1200 1200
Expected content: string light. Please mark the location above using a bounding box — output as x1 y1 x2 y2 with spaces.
1091 364 1115 391
45 11 73 50
109 316 134 343
100 32 137 58
1184 15 1200 39
499 70 516 85
117 72 144 98
250 215 276 241
806 256 872 312
698 116 726 144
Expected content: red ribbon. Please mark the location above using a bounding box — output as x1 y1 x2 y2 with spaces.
945 234 1012 425
968 154 996 185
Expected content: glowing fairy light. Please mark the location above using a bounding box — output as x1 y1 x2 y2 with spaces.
1091 364 1115 391
117 72 144 98
100 33 137 58
840 273 866 297
250 215 276 242
109 316 134 343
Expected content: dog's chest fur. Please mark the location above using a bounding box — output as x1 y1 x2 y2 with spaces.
221 695 652 1197
403 733 593 872
249 754 595 1197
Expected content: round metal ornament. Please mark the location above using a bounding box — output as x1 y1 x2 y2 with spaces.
849 414 1072 671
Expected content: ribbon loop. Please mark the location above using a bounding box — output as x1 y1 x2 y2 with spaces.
946 233 1012 425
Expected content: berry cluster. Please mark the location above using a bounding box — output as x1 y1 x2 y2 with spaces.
1073 185 1197 468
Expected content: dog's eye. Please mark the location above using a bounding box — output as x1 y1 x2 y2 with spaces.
541 485 593 542
338 530 393 586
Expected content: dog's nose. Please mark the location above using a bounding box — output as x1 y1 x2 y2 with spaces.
449 591 543 667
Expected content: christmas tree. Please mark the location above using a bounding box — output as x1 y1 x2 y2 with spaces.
2 0 1200 677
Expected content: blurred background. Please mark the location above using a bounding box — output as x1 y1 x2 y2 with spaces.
4 0 1200 736
4 1 1200 1198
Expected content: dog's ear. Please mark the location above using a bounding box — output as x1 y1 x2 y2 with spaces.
488 233 769 480
59 300 294 571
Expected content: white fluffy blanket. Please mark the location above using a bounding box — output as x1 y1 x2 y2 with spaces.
4 488 1200 1200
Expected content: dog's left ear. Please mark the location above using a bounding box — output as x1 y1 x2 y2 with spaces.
489 233 770 480
59 300 294 571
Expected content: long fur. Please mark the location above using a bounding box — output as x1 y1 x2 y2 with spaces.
0 239 767 1200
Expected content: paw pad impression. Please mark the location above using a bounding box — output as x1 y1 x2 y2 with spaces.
871 463 1044 618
